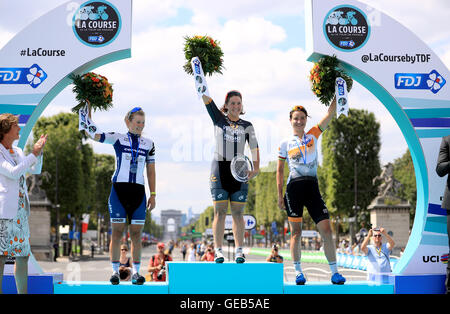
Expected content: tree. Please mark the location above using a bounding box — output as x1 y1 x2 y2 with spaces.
320 108 381 229
253 161 287 244
392 149 416 224
32 113 86 225
32 113 96 255
92 154 115 217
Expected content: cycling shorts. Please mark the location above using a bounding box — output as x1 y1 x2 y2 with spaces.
283 176 329 224
210 161 248 203
108 182 147 225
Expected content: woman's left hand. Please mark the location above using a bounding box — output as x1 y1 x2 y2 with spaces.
147 195 156 210
247 169 259 181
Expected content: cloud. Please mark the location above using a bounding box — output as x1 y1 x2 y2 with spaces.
3 0 444 217
362 0 450 46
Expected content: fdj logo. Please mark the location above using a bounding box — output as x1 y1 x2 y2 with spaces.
0 64 47 89
395 70 446 94
193 59 201 75
336 78 345 96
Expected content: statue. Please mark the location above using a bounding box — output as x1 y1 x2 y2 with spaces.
373 163 403 199
27 172 51 202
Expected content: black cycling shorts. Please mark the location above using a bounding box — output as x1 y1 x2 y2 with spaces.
283 176 329 224
210 161 248 203
109 182 146 224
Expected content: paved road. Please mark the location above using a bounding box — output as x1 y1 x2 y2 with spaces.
38 245 367 283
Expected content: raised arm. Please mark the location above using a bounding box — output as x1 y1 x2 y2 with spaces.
202 95 212 105
85 102 102 142
381 227 395 251
318 96 337 131
360 228 372 255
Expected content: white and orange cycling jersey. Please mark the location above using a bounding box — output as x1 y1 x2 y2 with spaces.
278 125 323 184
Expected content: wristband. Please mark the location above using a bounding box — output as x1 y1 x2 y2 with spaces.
150 192 156 196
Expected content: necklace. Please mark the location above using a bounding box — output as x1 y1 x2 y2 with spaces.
375 245 382 256
294 134 307 164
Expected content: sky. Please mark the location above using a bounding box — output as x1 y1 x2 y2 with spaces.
1 0 450 219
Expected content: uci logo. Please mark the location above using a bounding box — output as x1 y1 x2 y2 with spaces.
422 254 448 264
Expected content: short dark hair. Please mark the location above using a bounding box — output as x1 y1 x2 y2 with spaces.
289 106 309 120
220 90 245 115
0 114 19 141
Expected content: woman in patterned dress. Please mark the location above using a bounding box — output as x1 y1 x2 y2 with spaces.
0 114 47 294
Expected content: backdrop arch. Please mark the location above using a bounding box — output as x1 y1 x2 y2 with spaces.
0 0 132 275
307 0 449 286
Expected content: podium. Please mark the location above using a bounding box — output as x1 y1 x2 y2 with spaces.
50 262 447 294
167 262 284 294
54 281 169 294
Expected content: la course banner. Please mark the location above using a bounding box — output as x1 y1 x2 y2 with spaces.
0 0 132 275
307 0 449 276
0 0 132 149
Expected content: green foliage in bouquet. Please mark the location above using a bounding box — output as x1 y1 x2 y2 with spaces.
183 35 224 76
309 55 353 106
71 72 113 114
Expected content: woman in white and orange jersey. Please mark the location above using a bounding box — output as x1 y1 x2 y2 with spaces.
276 96 346 286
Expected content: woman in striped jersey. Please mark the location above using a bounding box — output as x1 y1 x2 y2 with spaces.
87 106 156 285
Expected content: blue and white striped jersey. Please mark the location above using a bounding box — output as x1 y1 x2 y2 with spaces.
99 132 155 185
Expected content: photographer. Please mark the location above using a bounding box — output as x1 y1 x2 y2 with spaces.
266 244 284 263
361 227 395 283
200 243 215 262
147 242 172 282
118 244 132 281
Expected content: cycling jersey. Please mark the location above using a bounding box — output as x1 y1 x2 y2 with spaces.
278 125 322 184
205 99 258 202
205 99 258 161
99 132 155 185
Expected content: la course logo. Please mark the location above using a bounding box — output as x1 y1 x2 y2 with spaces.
73 1 121 47
323 5 370 51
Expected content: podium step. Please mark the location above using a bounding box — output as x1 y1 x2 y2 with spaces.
2 273 63 294
167 262 284 294
54 281 169 294
284 281 394 294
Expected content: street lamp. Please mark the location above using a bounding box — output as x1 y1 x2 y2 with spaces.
351 147 361 246
53 203 61 258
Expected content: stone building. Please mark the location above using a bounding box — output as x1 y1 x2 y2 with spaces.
27 174 53 261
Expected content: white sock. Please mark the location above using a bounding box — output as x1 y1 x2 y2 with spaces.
216 247 223 253
329 262 338 275
111 261 119 273
132 262 140 275
293 261 303 275
235 247 243 254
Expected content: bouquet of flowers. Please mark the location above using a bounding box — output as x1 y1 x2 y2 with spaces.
71 72 113 113
183 35 224 76
309 55 353 106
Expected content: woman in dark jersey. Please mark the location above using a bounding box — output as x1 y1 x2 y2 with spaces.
202 91 259 263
